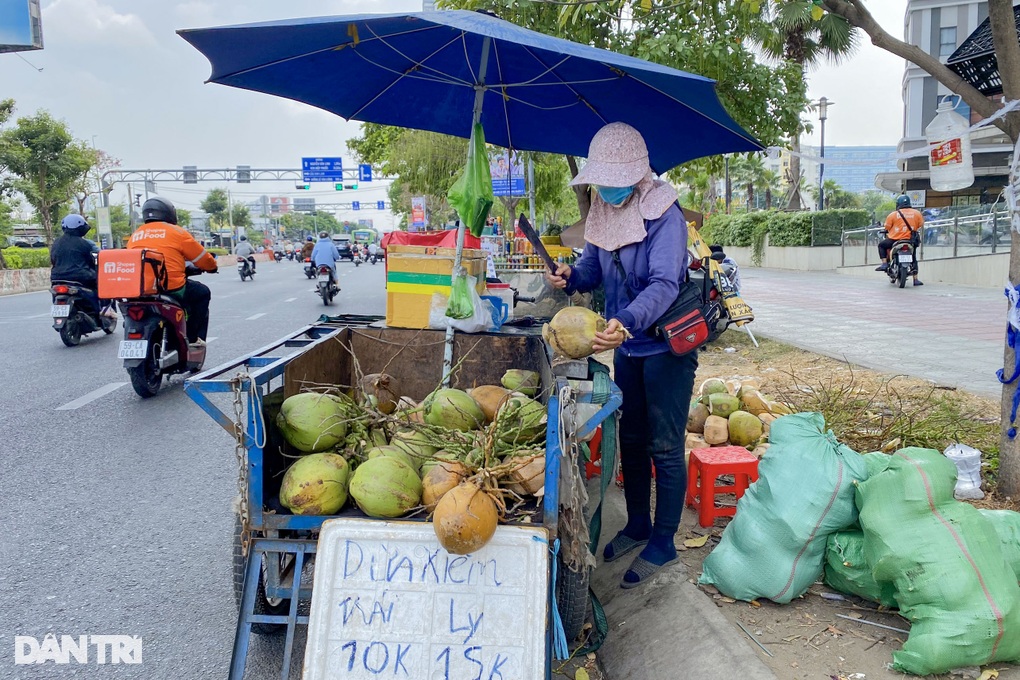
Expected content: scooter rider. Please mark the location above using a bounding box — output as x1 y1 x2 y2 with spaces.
300 235 315 261
50 214 112 315
876 195 924 286
127 197 219 347
234 234 257 274
367 242 380 263
311 231 341 286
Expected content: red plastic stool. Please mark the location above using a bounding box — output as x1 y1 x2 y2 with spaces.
685 446 760 527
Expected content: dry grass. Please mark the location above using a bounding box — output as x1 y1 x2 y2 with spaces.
698 329 1006 502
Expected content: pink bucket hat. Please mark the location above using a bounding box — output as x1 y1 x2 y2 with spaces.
569 122 651 188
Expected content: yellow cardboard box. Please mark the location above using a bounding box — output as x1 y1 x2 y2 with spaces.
386 246 488 329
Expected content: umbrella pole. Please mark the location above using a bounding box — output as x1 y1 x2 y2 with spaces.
442 36 492 387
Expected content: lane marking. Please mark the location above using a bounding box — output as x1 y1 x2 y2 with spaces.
246 312 267 320
284 297 297 302
27 312 51 319
56 382 128 411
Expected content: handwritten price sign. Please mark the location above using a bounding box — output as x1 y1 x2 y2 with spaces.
304 518 550 679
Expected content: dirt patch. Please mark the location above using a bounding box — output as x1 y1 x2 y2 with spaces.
669 329 1019 679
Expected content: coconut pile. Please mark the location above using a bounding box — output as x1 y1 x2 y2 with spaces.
685 377 794 457
272 369 546 555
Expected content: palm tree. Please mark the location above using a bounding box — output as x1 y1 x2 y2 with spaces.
762 169 783 210
729 154 770 211
753 1 859 210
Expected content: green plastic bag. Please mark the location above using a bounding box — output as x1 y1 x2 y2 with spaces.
447 123 494 238
445 267 474 320
823 529 898 607
857 448 1020 675
699 412 869 603
979 509 1020 582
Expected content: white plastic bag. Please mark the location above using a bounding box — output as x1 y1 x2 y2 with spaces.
430 278 496 333
944 443 985 500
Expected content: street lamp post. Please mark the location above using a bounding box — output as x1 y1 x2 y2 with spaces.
817 96 832 211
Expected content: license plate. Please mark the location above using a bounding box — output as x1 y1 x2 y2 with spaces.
238 263 245 269
51 304 70 318
318 274 331 282
898 254 913 263
118 340 148 359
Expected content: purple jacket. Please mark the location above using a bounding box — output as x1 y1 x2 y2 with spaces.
565 203 689 357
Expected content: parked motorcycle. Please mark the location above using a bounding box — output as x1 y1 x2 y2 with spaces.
237 256 255 281
317 265 338 306
303 257 316 279
118 267 212 398
884 234 918 289
50 281 117 347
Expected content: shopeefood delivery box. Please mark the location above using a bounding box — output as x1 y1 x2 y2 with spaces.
385 245 488 329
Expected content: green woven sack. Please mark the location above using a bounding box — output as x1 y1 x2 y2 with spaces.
857 448 1020 675
823 529 897 608
980 509 1020 582
699 412 869 603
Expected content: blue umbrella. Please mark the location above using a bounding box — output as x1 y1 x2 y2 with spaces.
178 10 762 172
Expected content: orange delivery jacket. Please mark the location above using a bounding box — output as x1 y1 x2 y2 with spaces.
884 208 924 241
126 222 218 291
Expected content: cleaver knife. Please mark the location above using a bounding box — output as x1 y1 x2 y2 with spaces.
517 213 559 273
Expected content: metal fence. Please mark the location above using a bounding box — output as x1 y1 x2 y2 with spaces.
840 209 1012 267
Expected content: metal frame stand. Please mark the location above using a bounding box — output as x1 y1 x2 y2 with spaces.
231 538 318 680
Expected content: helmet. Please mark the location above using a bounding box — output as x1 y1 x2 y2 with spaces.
896 195 912 209
239 234 247 241
61 214 90 237
142 196 178 225
306 236 313 242
319 231 329 239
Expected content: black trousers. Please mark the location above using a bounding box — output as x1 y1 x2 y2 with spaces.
175 280 211 342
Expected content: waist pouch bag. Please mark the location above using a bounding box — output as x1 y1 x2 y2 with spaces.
612 252 722 356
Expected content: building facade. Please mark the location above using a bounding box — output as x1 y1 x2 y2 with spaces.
877 0 1010 208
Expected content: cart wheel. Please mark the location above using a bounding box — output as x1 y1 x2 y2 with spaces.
232 517 289 636
556 553 591 643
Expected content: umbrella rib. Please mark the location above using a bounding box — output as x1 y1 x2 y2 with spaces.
517 45 608 125
363 23 473 85
491 38 513 149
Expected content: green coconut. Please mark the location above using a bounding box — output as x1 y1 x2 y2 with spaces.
495 395 547 445
279 453 350 515
708 393 741 418
423 389 485 432
390 430 440 472
366 445 417 472
699 378 729 400
542 307 609 359
728 410 764 447
500 370 540 397
276 392 350 453
420 451 463 477
348 456 422 518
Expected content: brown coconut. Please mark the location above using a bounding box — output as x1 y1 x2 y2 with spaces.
703 415 729 445
422 460 469 512
468 385 512 422
686 403 710 434
433 481 499 554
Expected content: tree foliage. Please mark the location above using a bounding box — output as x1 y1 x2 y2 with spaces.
0 105 95 245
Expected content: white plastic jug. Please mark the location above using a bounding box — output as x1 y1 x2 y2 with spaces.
944 443 984 500
925 101 974 191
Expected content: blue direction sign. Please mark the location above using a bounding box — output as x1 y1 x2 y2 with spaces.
377 201 385 210
302 157 344 183
352 201 360 211
358 164 373 182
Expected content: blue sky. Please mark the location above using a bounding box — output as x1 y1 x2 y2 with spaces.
1 0 907 221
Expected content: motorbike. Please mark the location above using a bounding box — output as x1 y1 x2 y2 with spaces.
274 251 284 262
369 252 379 265
316 265 338 306
353 253 363 267
237 256 255 281
884 233 918 289
50 281 117 347
118 266 212 398
303 257 316 279
286 251 295 261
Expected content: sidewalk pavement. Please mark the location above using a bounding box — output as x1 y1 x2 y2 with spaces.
740 268 1006 399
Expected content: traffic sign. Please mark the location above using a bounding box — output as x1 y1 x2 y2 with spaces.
301 157 344 183
377 201 385 210
358 164 373 182
352 201 360 211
